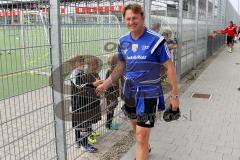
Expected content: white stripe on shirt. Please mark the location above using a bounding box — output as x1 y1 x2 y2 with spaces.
147 30 161 38
150 36 165 54
164 42 172 58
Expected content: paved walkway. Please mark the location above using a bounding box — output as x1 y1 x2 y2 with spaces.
121 43 240 160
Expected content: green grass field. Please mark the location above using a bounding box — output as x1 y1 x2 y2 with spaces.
0 25 127 100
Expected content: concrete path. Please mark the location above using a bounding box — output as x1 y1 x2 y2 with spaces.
121 43 240 160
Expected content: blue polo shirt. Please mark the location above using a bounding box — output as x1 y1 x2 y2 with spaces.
118 28 171 66
118 27 171 114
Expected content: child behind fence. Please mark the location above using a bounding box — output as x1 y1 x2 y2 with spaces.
105 55 120 130
70 56 103 153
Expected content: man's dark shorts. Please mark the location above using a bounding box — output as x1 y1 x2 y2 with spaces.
227 36 234 45
122 98 157 128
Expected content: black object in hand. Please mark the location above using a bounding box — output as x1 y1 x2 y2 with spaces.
163 105 181 122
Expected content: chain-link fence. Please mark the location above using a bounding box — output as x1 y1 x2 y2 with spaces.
0 0 239 160
0 0 55 159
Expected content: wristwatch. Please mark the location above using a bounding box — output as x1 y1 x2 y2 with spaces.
170 95 179 99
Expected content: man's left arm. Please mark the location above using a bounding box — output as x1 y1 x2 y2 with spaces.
163 59 180 109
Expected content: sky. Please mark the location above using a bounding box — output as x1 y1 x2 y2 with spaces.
230 0 240 13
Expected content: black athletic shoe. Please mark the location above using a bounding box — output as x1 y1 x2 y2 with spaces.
148 144 151 153
163 106 181 122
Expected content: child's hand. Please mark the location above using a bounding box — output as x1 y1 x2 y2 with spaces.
93 79 104 87
96 83 108 95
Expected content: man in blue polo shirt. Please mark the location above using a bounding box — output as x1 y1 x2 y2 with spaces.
96 3 180 160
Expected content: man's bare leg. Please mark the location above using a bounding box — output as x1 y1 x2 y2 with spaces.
135 125 151 160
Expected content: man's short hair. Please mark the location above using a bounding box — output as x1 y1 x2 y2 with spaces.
122 3 144 18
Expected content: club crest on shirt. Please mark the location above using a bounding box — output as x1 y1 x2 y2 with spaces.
132 44 138 53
